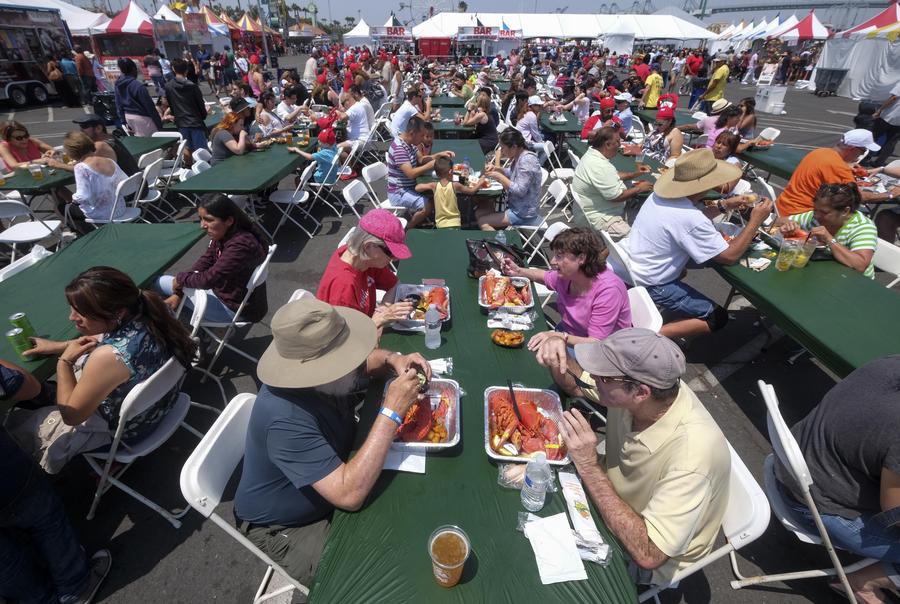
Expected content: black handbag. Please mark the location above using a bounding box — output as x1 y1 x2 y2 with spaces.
465 238 526 278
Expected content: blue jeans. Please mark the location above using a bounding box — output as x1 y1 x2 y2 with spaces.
157 275 236 324
782 484 900 583
388 189 427 211
505 209 542 226
178 127 208 153
688 89 704 110
646 279 716 320
0 470 88 603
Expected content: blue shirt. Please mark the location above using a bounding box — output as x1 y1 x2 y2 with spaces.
615 107 634 136
312 146 338 184
234 385 356 526
59 57 77 76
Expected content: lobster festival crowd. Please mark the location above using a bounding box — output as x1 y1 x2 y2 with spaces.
2 38 900 604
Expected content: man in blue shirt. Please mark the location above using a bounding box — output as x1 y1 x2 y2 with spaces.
234 298 430 585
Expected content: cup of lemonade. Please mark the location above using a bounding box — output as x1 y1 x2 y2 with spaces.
775 239 800 271
793 240 816 268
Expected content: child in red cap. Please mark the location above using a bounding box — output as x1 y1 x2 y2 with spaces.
289 128 340 184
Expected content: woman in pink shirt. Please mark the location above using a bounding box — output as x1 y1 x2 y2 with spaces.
500 227 631 347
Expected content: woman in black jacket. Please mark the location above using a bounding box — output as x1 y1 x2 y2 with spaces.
114 58 163 136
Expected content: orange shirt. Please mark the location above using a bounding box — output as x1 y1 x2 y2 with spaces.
776 147 853 217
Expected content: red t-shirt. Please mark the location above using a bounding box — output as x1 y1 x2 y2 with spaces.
686 55 703 76
634 63 650 82
316 246 398 317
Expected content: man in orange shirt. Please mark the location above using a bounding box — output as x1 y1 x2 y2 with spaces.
73 47 95 105
776 130 900 217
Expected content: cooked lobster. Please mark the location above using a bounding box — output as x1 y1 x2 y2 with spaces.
482 274 532 309
488 391 565 460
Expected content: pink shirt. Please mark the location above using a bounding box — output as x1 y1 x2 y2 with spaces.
543 269 632 339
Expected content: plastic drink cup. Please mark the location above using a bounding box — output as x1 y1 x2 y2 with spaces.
6 328 31 359
793 240 816 268
29 165 43 180
428 525 470 588
9 313 35 340
286 133 293 145
775 239 799 271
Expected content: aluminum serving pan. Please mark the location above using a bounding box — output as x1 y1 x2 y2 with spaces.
477 275 534 315
392 283 450 332
483 386 570 466
390 378 461 452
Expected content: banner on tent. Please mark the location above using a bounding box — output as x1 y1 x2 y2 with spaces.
371 26 412 41
184 13 210 45
458 26 498 40
498 28 522 39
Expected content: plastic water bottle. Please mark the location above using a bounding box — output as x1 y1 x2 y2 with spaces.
495 230 507 244
521 452 552 512
424 304 441 350
463 157 471 178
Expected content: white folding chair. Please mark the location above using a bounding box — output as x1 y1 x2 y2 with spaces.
269 162 320 239
137 148 164 169
135 158 178 221
600 230 636 286
306 150 344 218
0 199 61 263
82 173 143 228
627 286 663 333
83 357 194 528
0 244 51 281
628 118 646 144
180 394 310 603
541 140 575 182
873 238 900 288
360 162 405 214
728 382 879 600
288 288 315 303
190 245 277 380
639 443 771 603
566 148 582 170
516 180 569 256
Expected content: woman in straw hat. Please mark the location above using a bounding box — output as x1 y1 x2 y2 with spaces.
625 148 773 339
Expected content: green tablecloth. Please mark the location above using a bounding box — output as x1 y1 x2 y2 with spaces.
431 119 475 137
716 258 900 377
169 144 306 195
431 140 485 171
0 223 204 380
739 146 807 181
540 111 582 135
308 229 637 604
430 95 466 107
162 105 223 131
119 135 178 158
633 108 695 127
495 80 511 92
0 166 73 193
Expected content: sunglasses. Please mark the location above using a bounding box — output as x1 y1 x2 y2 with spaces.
378 244 394 259
11 133 28 141
818 183 856 195
597 375 638 387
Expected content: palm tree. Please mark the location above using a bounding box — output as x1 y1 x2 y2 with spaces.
344 16 355 27
291 3 301 25
248 5 259 19
458 1 468 11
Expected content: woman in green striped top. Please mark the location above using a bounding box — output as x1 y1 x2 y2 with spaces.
776 183 877 278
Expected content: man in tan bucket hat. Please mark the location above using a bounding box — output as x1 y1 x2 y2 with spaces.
232 298 430 585
624 148 773 339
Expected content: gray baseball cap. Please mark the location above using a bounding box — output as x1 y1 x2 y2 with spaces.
573 328 685 389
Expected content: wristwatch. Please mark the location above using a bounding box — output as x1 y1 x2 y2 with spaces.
716 200 727 213
826 238 838 250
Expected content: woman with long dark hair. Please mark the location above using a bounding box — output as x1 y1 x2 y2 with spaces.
157 193 270 323
478 129 543 230
10 267 196 473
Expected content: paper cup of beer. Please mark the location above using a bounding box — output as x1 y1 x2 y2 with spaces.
428 525 470 588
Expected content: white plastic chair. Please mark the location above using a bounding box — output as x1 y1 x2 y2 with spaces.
269 162 319 239
541 140 575 182
628 118 646 144
0 199 61 262
516 180 569 257
135 158 177 221
306 149 344 217
0 244 52 281
180 394 310 603
627 286 663 333
873 238 900 288
83 357 194 528
639 443 771 603
82 173 143 228
600 230 636 286
137 148 164 169
190 245 277 380
360 162 407 214
728 381 879 600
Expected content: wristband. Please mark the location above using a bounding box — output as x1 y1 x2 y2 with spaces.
379 406 403 426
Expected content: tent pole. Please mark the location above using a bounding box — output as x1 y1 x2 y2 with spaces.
254 0 272 68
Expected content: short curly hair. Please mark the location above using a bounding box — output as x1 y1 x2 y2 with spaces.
549 227 608 278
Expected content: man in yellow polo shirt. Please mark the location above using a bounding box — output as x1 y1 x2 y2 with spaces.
558 328 730 588
639 64 664 110
701 54 730 114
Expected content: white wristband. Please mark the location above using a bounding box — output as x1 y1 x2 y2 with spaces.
379 406 403 426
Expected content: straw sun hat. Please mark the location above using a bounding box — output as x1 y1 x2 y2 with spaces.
653 148 742 199
257 298 377 389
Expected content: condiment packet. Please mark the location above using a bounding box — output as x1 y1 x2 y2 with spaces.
559 472 603 548
428 358 453 376
487 310 534 331
522 513 588 584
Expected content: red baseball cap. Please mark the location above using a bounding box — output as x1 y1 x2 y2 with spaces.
317 128 336 145
316 74 327 85
349 62 361 71
359 209 411 260
600 97 615 110
656 107 675 120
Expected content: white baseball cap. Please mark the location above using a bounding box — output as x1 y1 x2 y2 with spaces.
614 92 633 103
527 95 544 106
842 129 881 152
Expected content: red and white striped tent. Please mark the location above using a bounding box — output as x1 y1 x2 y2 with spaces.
776 10 831 41
97 0 153 35
838 1 900 38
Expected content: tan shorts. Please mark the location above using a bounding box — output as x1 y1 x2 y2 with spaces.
596 215 631 241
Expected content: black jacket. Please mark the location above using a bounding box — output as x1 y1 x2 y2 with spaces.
163 76 207 129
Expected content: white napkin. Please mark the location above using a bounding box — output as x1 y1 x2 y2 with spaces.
523 513 588 584
383 450 426 474
428 358 453 376
487 311 534 331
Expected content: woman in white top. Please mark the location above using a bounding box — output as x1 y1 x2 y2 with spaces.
560 83 590 123
515 95 545 145
256 91 291 138
63 131 126 231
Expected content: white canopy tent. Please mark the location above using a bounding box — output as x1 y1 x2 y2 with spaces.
153 5 182 23
765 14 799 39
754 17 782 39
599 16 636 55
344 19 373 48
27 0 109 35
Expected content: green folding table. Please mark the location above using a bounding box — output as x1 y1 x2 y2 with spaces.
119 135 178 159
162 105 223 131
0 223 204 381
0 166 74 195
169 143 310 195
540 111 583 137
430 95 467 108
431 119 475 138
633 107 696 128
308 229 637 604
739 145 807 181
716 258 900 377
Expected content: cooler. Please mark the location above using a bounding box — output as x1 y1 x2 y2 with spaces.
755 85 787 114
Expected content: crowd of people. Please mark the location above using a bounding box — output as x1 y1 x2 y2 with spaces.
2 37 899 604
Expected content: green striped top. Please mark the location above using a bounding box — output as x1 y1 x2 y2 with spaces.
790 210 877 278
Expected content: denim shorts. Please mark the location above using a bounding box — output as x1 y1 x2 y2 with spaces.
388 189 426 211
179 127 209 153
646 279 716 320
505 209 542 227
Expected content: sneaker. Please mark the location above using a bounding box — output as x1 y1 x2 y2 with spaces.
73 549 112 604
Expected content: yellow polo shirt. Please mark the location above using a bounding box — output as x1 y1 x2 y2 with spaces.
643 72 663 109
702 64 730 101
604 381 730 585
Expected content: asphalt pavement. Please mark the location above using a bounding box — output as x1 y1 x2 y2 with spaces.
4 60 897 604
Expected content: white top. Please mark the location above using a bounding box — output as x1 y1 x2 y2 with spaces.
360 96 375 129
73 161 127 221
346 101 370 142
882 81 900 126
390 100 419 137
571 97 590 122
258 109 286 137
672 57 686 74
624 193 728 287
235 57 248 73
275 100 298 123
303 57 317 81
516 111 543 144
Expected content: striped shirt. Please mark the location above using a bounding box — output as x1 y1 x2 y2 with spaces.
387 137 418 195
790 210 877 278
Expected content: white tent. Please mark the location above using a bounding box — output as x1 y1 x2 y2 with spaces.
753 16 781 40
344 18 373 48
600 16 635 55
27 0 109 35
153 5 182 23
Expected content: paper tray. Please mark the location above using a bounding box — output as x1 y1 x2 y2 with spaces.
392 283 450 332
483 386 570 465
478 275 534 315
389 378 461 452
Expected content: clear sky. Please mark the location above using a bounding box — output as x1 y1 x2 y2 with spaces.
80 0 881 35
